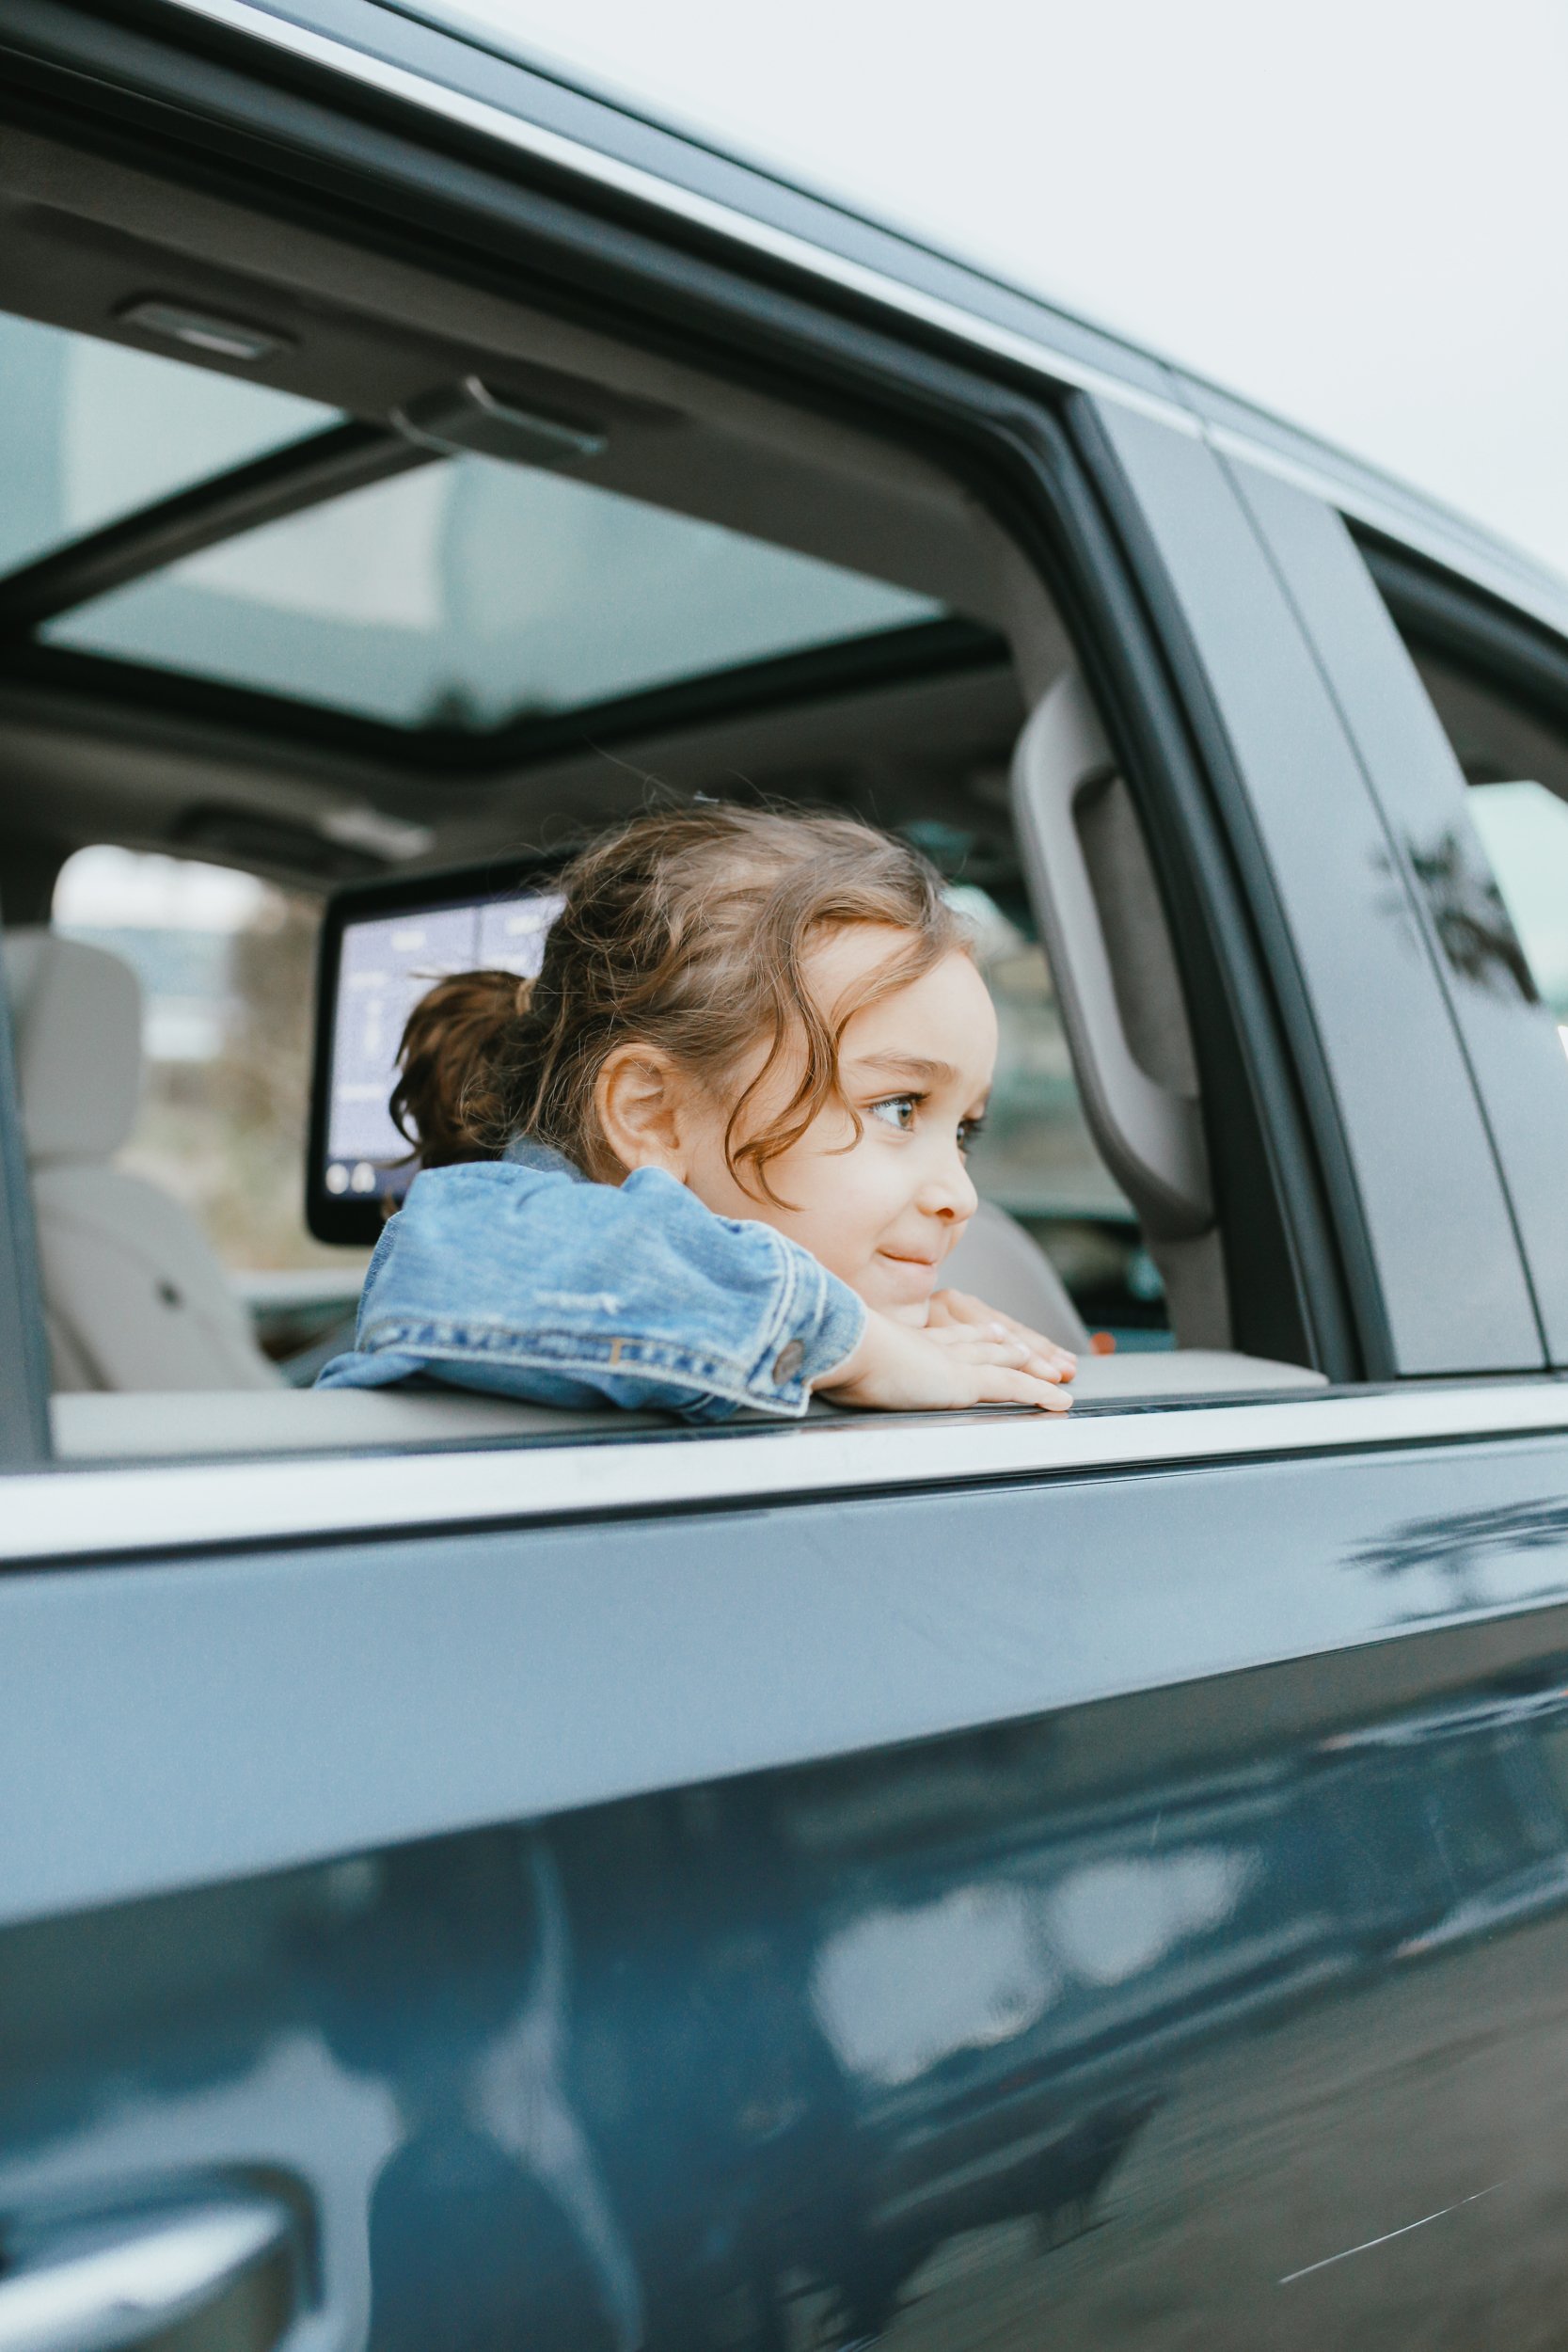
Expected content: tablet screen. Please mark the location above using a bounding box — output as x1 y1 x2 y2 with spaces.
311 874 564 1238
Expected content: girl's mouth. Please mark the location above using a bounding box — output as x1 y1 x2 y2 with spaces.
876 1248 942 1296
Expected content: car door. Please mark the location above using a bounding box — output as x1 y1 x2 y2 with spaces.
7 7 1568 2352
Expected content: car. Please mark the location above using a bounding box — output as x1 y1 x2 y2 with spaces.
3 3 1568 2345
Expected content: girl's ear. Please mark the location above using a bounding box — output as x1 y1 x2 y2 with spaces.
595 1044 694 1178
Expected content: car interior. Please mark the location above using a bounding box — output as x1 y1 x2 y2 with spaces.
0 121 1328 1462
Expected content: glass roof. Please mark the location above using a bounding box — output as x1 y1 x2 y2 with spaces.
0 312 338 575
41 453 945 730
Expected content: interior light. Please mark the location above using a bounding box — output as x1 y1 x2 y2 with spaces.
319 807 436 863
115 297 293 364
1559 1025 1568 1061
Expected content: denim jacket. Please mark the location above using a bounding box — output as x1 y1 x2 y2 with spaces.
316 1144 867 1422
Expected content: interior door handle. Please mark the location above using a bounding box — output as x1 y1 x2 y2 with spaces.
0 2193 298 2352
1011 669 1213 1238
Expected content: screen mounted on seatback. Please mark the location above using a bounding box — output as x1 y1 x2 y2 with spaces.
308 862 564 1245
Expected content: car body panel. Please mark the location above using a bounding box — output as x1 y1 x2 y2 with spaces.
3 1422 1568 1928
8 1436 1568 2346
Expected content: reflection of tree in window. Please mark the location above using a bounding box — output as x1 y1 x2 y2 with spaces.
1404 825 1536 1001
1468 780 1568 1030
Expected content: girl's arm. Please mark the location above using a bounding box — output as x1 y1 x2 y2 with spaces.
318 1158 863 1422
319 1160 1069 1422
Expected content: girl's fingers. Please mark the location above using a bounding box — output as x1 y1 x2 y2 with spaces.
927 1329 1077 1385
921 1325 1022 1357
934 1289 1078 1377
992 1313 1077 1375
927 1332 1036 1368
970 1365 1072 1412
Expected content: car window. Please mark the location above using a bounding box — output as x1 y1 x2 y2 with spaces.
52 849 360 1353
5 262 1320 1456
1466 781 1568 1046
0 310 336 575
41 446 943 731
948 883 1165 1342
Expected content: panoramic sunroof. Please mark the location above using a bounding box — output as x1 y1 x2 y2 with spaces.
0 311 339 576
40 453 945 731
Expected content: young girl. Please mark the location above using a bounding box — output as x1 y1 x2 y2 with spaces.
319 806 1075 1419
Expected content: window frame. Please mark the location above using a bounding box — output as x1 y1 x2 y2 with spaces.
0 0 1501 1472
0 963 49 1466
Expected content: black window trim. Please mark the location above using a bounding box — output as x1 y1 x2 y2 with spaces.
0 977 49 1467
0 612 1009 777
1363 533 1568 742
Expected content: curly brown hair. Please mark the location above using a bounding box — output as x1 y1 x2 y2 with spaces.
390 805 966 1204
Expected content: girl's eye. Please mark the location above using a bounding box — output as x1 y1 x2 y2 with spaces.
958 1114 988 1152
869 1095 919 1132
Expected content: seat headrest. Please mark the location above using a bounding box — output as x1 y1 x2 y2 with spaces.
2 927 143 1163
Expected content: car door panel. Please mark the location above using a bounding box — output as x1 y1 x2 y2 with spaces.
6 1433 1568 1926
8 1435 1568 2348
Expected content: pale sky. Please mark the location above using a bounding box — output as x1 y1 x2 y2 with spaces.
440 0 1568 583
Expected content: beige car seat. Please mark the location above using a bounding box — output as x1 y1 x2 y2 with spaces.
942 1197 1089 1352
3 928 283 1393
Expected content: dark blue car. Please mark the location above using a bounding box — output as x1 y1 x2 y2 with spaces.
3 5 1568 2345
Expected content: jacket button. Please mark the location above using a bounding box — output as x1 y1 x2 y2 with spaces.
772 1339 806 1384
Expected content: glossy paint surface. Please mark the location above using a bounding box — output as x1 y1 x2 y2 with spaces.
8 1439 1568 2347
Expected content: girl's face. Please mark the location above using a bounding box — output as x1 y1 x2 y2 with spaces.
679 927 997 1324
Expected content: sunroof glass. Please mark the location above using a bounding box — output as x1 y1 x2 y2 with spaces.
0 312 338 576
40 454 946 729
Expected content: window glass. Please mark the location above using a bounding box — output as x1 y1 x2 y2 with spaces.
949 883 1166 1344
0 312 335 574
42 455 945 728
53 850 361 1354
1467 780 1568 1045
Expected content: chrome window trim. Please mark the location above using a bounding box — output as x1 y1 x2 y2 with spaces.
7 1380 1568 1567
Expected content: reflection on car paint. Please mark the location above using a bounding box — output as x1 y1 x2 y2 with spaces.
10 1645 1568 2346
1352 1496 1568 1613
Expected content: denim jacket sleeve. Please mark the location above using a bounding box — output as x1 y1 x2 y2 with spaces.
315 1160 867 1422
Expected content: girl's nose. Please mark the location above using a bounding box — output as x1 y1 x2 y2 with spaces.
919 1149 979 1223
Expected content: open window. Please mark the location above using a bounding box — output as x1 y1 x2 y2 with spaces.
0 126 1326 1464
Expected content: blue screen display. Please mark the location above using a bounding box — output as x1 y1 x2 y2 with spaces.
324 886 564 1204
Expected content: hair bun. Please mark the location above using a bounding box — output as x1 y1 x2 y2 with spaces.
390 968 531 1168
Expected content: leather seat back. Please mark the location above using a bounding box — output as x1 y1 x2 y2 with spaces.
942 1196 1089 1351
3 928 282 1392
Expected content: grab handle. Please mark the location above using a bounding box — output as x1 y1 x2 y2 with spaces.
1011 671 1212 1238
0 2194 297 2352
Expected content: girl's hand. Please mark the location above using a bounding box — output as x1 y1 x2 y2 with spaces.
817 1308 1072 1414
927 1286 1078 1384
